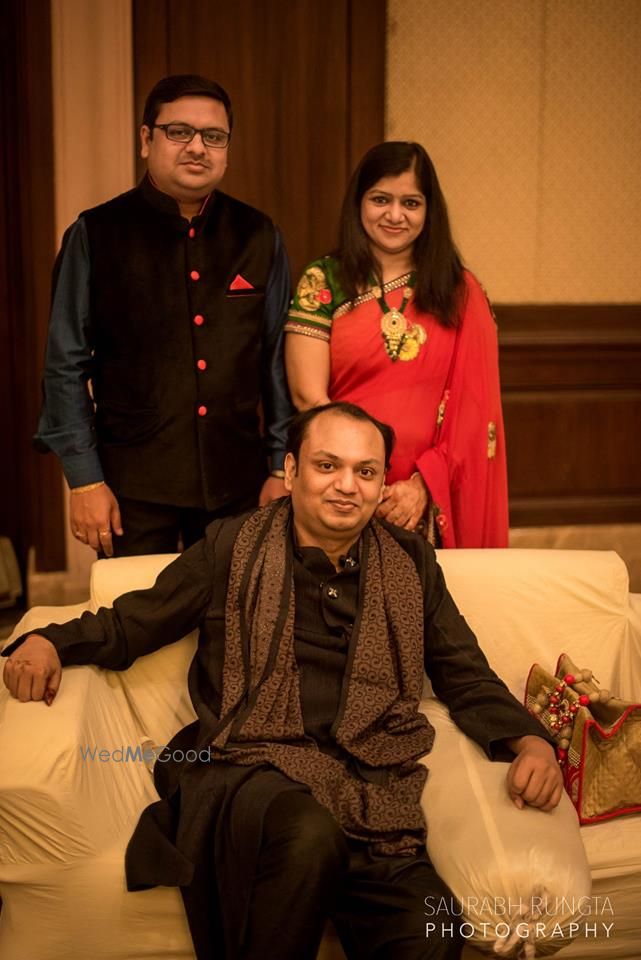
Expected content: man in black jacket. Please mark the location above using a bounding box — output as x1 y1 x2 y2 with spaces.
36 74 293 557
5 403 561 960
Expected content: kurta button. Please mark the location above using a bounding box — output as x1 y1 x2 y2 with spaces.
197 359 207 371
327 586 339 599
188 227 196 238
190 270 200 281
198 405 207 416
193 314 204 326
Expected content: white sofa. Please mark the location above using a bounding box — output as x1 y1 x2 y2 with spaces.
1 548 640 960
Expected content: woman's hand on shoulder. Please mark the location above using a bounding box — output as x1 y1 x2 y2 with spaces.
376 472 428 531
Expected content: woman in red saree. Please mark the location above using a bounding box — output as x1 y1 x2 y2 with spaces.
285 142 507 547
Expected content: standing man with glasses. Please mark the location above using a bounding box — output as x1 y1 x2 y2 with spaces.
36 75 293 557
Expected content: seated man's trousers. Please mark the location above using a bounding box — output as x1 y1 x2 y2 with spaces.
227 774 463 960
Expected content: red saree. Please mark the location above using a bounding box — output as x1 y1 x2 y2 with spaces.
287 261 508 548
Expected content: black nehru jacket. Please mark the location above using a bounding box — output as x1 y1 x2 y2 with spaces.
81 177 278 510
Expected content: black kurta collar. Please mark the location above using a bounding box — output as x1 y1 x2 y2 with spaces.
291 524 361 574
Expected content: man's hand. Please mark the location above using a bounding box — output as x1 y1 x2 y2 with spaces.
259 475 288 506
3 634 62 705
375 473 428 531
505 735 564 811
70 483 123 556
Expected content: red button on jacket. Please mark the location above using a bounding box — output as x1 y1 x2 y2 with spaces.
193 314 204 326
197 405 207 417
190 270 200 281
188 227 196 238
197 359 207 371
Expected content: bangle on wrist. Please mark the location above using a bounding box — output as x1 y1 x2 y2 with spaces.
70 481 105 495
270 469 286 479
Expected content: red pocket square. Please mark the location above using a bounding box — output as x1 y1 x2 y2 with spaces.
229 274 254 291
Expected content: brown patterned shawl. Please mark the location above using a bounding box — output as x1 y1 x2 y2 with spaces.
211 498 435 855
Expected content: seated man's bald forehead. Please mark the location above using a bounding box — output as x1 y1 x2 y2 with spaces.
301 410 387 463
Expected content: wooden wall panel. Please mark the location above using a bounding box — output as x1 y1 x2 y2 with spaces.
498 306 641 526
0 0 64 577
133 0 386 282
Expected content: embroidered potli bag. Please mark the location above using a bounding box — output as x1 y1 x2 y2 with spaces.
525 653 641 824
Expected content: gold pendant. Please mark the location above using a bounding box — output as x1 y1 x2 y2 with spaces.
381 308 407 339
381 309 408 360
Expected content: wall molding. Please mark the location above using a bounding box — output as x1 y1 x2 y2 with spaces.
498 304 641 346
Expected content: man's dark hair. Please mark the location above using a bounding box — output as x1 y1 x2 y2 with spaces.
142 74 233 134
336 141 464 327
286 402 395 469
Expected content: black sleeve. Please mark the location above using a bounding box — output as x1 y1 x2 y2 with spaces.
2 529 219 671
419 541 553 758
260 228 295 469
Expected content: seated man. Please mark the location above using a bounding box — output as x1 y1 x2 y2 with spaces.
3 402 562 960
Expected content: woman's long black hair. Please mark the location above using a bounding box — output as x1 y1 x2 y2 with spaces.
336 141 464 327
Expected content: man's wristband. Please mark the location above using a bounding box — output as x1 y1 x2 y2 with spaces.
70 481 105 495
270 469 286 479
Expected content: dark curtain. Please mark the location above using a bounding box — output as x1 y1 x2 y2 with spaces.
0 0 65 579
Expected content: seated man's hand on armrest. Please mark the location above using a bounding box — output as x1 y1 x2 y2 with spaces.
505 735 564 812
3 634 62 705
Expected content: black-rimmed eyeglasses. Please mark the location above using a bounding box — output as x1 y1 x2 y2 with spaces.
153 123 230 149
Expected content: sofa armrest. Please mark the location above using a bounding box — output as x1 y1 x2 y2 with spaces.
421 698 591 956
0 608 159 866
87 555 198 746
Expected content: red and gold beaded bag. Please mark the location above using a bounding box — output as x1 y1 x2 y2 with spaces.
525 654 641 824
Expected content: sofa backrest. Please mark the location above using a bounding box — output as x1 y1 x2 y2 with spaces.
437 548 638 699
89 547 640 746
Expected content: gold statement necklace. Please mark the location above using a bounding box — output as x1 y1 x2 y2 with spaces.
372 273 426 362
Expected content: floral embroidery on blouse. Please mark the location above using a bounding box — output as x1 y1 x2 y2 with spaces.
295 266 331 312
